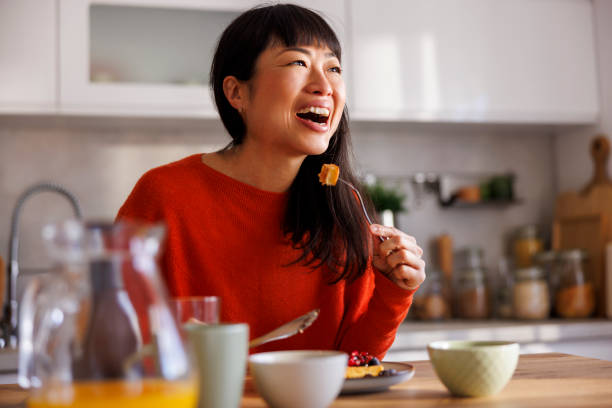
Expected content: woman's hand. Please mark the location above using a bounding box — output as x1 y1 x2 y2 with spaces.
370 224 426 290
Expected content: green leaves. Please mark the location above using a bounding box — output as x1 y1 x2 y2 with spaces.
363 182 406 213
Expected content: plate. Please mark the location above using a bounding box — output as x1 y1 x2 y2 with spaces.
341 362 415 395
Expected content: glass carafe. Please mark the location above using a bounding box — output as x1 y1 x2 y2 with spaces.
18 219 196 408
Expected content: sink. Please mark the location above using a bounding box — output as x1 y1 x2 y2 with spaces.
0 348 18 385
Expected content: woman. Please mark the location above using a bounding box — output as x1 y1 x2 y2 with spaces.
117 4 425 358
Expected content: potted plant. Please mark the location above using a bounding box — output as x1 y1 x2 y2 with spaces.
363 181 406 228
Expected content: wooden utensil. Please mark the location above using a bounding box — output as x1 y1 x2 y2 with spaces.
553 134 612 317
0 256 4 319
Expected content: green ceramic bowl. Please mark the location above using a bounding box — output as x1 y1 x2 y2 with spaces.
427 340 519 397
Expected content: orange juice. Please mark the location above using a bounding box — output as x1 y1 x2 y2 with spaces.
27 378 196 408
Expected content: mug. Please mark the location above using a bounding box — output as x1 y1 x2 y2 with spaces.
185 323 249 408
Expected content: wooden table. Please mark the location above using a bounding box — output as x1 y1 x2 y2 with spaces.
2 353 612 407
242 353 612 407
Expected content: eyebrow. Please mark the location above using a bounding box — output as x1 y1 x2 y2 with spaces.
276 46 337 59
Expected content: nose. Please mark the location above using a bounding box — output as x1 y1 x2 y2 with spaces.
305 68 333 96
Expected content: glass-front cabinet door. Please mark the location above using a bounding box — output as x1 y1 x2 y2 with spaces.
59 0 346 118
59 0 253 118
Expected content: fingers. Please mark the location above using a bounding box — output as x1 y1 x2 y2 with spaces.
369 224 426 290
389 264 426 290
386 249 425 271
379 235 422 257
370 224 409 240
370 224 422 257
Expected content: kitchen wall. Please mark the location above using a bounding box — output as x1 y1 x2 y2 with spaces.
2 0 600 287
555 0 612 191
0 115 556 281
352 122 556 269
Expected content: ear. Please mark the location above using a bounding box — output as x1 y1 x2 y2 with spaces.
222 76 247 112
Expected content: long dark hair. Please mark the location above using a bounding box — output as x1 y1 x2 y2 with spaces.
210 4 373 283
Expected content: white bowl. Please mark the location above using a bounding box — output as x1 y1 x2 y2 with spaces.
249 350 348 408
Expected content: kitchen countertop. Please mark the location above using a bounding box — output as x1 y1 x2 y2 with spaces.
2 319 610 384
3 353 611 407
388 319 612 361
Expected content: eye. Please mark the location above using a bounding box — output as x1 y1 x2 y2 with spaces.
289 60 307 67
329 66 342 74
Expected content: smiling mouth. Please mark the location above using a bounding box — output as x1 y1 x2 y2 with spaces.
296 106 330 125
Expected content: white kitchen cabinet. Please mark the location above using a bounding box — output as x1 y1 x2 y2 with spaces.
58 0 346 118
0 0 57 113
348 0 599 124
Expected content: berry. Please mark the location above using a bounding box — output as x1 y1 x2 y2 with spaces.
379 369 398 377
347 350 380 367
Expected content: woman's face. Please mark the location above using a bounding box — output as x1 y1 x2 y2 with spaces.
241 43 346 158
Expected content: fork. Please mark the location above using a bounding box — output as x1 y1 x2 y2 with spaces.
338 178 385 243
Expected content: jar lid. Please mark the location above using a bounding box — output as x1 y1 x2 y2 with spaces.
559 249 588 261
516 224 539 239
533 250 558 263
458 267 486 282
514 266 546 280
458 247 483 257
457 247 483 269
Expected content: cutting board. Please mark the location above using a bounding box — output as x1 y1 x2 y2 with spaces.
0 256 4 319
553 135 612 317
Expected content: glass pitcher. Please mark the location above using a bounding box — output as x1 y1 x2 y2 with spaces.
18 219 196 408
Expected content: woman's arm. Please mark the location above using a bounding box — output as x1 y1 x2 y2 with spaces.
334 224 425 358
334 265 417 359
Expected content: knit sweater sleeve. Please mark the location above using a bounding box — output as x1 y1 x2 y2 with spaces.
334 264 416 359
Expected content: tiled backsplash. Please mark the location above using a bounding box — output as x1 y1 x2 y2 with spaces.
351 121 556 269
0 116 555 279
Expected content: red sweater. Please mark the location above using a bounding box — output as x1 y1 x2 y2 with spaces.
117 154 415 358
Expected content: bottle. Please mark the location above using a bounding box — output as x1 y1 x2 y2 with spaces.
435 234 453 313
73 258 143 379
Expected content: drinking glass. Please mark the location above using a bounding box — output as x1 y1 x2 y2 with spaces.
170 296 220 325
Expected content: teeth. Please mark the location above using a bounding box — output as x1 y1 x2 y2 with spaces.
298 106 330 117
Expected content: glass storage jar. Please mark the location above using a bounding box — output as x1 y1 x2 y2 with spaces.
494 258 514 319
512 266 550 319
455 248 490 319
556 249 595 318
411 268 450 320
533 250 560 316
513 225 543 268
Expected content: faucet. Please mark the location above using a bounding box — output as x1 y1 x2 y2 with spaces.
0 182 83 349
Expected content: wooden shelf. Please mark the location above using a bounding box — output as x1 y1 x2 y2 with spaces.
440 199 523 209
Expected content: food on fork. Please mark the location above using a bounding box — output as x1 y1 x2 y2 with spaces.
318 164 340 186
317 164 385 243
